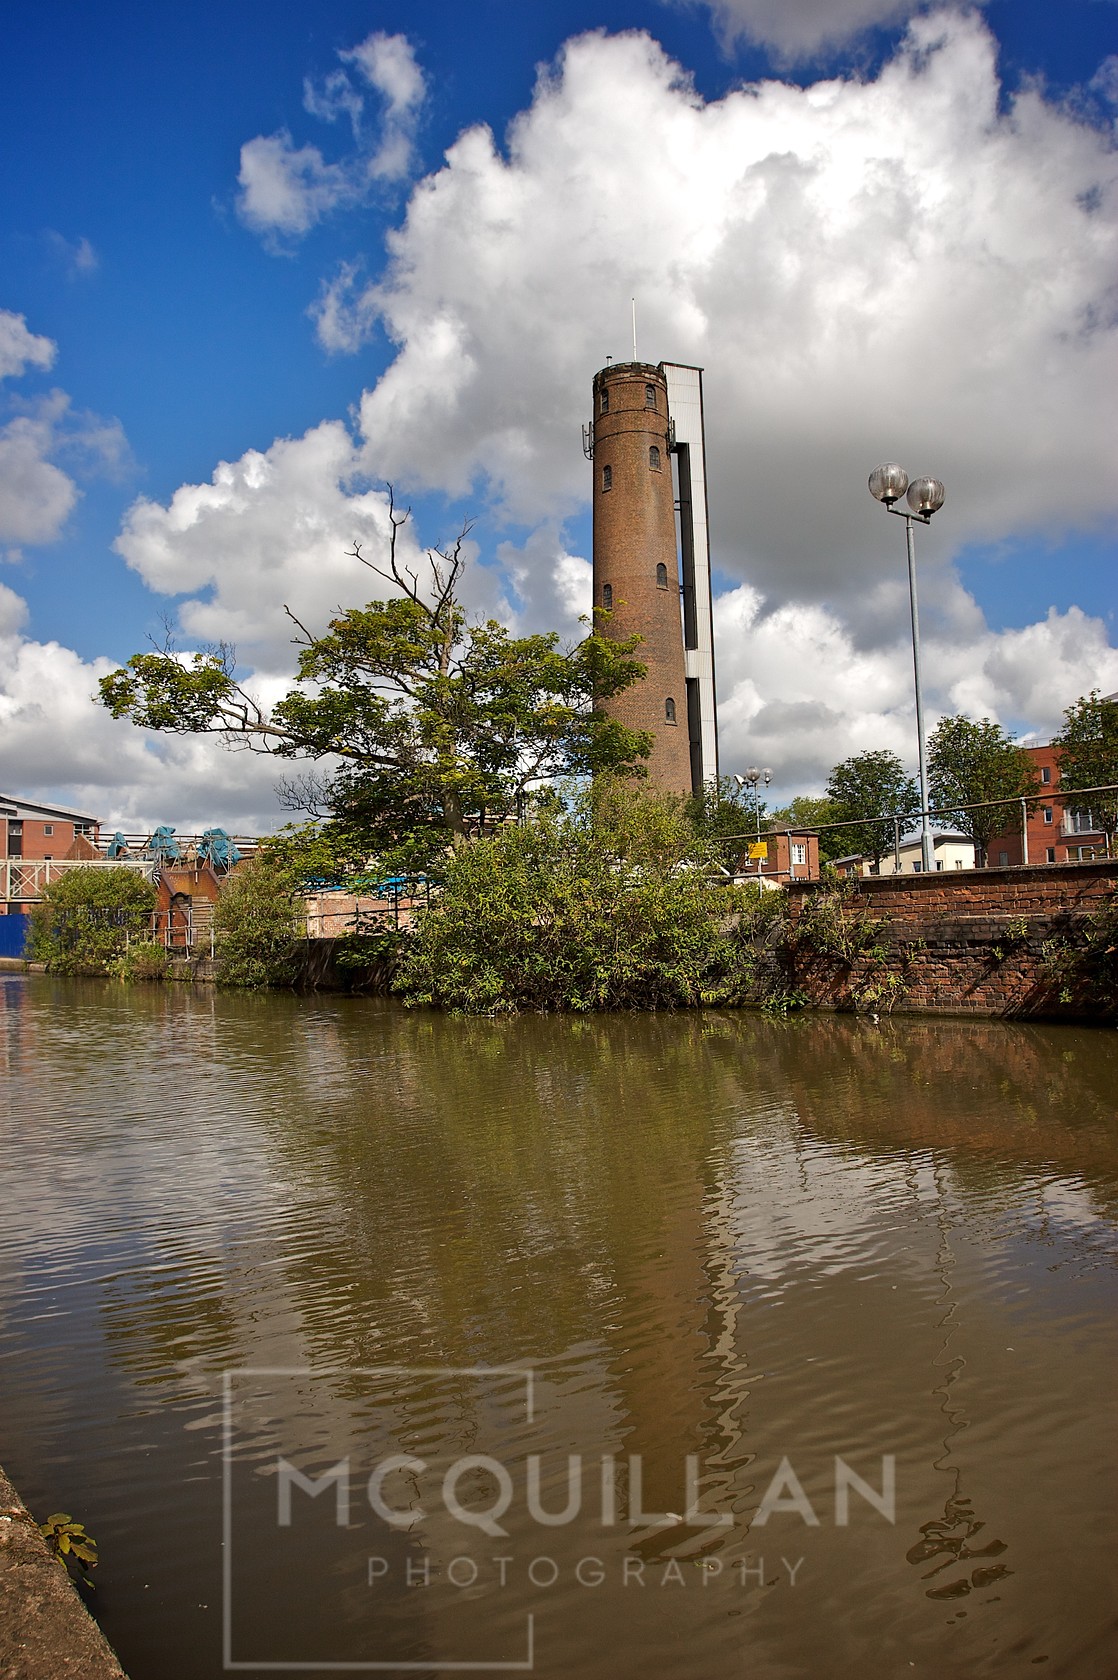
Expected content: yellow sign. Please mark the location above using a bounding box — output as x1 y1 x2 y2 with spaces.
748 842 768 860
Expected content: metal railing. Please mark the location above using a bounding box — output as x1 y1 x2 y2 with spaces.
1 857 156 901
303 876 432 939
100 834 260 865
1061 810 1101 837
148 906 215 957
715 782 1117 874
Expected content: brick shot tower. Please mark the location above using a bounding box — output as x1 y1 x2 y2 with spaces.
586 360 718 796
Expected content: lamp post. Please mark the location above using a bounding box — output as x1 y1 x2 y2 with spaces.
868 464 945 876
735 767 772 873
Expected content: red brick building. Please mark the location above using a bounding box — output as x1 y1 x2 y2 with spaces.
1 794 101 864
987 744 1107 867
730 828 821 881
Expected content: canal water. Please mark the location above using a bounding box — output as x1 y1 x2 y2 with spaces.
0 975 1115 1679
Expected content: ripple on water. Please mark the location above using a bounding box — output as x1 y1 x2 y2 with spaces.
0 983 1115 1679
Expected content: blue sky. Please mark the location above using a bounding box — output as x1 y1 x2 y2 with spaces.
1 0 1115 828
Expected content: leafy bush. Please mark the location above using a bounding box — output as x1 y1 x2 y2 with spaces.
259 817 448 893
118 940 170 982
396 785 751 1013
213 858 304 988
27 867 157 975
333 928 407 971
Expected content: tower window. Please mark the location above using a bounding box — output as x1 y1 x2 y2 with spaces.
600 388 609 413
602 583 613 610
656 562 668 588
602 464 612 492
1041 765 1051 783
645 384 657 409
649 445 661 470
665 697 677 724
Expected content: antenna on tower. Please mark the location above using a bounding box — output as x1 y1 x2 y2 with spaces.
631 297 638 362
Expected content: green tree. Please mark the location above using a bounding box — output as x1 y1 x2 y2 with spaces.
98 496 652 851
927 715 1041 865
27 867 157 975
686 777 765 846
767 795 848 862
396 784 750 1014
825 751 920 872
1050 690 1118 854
213 857 304 988
255 818 380 889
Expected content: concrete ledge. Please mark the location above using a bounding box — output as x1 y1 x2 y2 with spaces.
166 955 217 982
0 1466 127 1679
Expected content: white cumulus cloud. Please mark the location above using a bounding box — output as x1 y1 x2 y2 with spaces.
341 30 426 181
0 310 56 381
0 389 131 552
237 133 353 239
114 420 469 673
0 312 130 553
238 32 426 243
339 13 1116 615
684 0 979 62
0 586 297 833
0 411 78 546
715 587 1118 791
100 16 1118 805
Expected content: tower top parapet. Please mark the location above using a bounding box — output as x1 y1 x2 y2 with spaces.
592 360 665 389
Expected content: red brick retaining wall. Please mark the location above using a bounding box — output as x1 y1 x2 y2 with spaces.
780 861 1117 1021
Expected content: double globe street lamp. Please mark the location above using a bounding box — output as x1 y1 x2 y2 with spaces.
868 464 946 876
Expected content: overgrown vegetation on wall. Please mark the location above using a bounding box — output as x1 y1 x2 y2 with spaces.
118 940 170 982
213 856 304 988
784 877 918 1013
1041 896 1118 1011
27 867 157 976
395 785 764 1014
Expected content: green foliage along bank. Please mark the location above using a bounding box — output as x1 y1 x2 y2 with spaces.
394 787 757 1014
213 856 304 988
27 867 157 976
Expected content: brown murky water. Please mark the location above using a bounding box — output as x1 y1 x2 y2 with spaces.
1 975 1116 1678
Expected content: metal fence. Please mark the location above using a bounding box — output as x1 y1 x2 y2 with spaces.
303 876 433 939
0 857 156 903
715 781 1117 875
148 906 215 957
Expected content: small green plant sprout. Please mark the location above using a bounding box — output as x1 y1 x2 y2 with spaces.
852 972 907 1014
40 1513 98 1589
